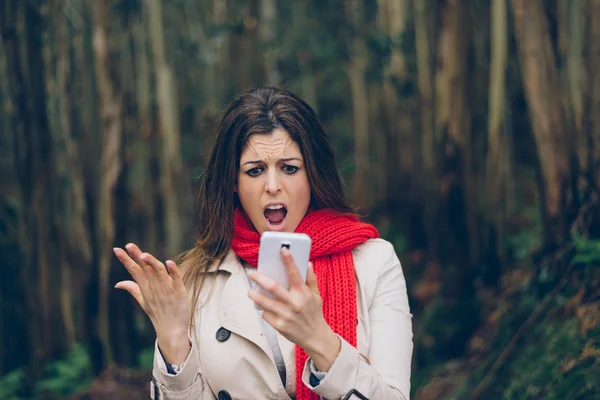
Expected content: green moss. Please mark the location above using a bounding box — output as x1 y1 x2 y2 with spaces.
447 311 600 399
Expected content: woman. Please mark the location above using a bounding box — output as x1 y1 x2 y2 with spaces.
113 87 413 400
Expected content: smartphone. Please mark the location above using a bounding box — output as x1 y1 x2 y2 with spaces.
256 231 312 301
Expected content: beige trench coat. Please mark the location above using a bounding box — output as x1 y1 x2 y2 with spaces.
150 238 413 399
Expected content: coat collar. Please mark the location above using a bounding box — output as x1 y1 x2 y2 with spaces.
211 249 273 360
206 248 240 274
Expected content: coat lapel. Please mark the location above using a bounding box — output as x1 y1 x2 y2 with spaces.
216 250 273 360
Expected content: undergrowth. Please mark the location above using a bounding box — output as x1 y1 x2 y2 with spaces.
416 232 600 399
0 342 155 400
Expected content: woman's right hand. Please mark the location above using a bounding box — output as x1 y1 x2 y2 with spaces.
113 243 191 365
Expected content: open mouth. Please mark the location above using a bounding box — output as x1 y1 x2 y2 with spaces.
264 203 288 229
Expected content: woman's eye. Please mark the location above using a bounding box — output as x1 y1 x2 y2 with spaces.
246 167 263 177
283 165 299 174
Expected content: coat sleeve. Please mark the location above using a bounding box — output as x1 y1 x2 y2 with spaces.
150 338 216 400
301 241 413 399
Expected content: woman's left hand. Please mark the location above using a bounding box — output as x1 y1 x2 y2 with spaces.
248 247 341 371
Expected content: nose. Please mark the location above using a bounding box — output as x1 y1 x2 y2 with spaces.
265 169 281 194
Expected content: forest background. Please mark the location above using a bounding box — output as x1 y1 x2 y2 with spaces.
0 0 599 399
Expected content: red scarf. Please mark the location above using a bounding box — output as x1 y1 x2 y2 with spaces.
231 208 379 399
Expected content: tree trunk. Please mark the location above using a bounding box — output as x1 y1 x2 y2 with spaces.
230 0 259 93
487 0 510 260
294 1 318 114
435 0 478 270
587 0 600 194
92 0 122 367
1 0 59 387
564 0 586 135
347 0 369 211
50 0 80 347
556 0 587 180
511 0 575 244
147 0 183 259
213 0 231 101
259 0 279 86
70 2 101 358
377 0 412 210
413 0 437 251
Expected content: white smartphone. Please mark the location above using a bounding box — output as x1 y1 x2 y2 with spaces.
256 231 312 300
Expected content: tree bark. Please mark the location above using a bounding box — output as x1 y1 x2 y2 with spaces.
147 0 183 258
259 0 279 86
414 0 434 174
511 0 575 244
413 0 437 251
213 0 231 101
347 0 369 210
49 0 80 347
377 0 412 208
487 0 510 260
294 1 318 114
435 0 478 269
1 0 58 386
587 0 600 193
92 0 122 367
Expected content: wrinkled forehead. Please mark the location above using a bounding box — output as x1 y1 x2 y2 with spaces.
240 129 302 163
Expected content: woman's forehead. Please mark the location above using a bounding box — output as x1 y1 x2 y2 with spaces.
240 129 302 162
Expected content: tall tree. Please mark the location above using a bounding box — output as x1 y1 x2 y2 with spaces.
487 0 511 260
511 0 575 244
92 0 123 367
346 0 370 210
147 0 183 258
259 0 279 86
587 0 600 195
435 0 478 270
413 0 437 250
377 0 412 209
1 0 67 386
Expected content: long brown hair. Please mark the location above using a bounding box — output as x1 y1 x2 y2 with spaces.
179 87 353 320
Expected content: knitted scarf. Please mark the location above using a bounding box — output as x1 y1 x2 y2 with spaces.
231 208 379 399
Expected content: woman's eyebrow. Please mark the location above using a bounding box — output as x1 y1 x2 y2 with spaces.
242 160 262 166
242 157 302 166
279 157 302 162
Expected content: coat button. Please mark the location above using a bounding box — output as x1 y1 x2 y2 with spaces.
218 390 232 400
216 327 231 342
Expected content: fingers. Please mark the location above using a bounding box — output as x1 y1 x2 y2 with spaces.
115 280 145 309
281 247 304 288
166 260 185 291
248 287 288 316
305 262 319 295
261 309 288 332
140 252 169 277
125 243 152 272
113 247 148 286
123 243 170 281
248 271 293 304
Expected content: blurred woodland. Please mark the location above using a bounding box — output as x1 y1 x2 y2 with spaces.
1 0 599 399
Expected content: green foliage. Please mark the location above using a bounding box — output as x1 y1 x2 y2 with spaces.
0 368 25 400
34 343 93 398
137 346 155 370
572 234 600 265
505 206 543 263
441 301 600 399
495 319 600 399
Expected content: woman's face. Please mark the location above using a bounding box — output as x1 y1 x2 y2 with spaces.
237 129 311 234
